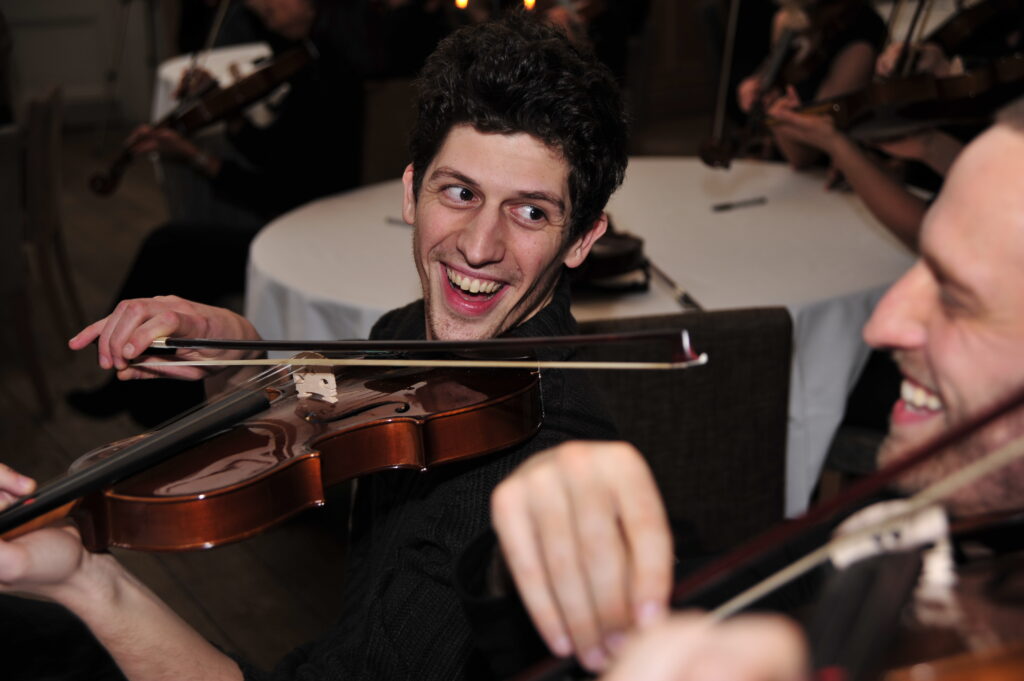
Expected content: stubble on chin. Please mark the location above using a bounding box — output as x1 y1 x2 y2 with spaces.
879 415 1024 517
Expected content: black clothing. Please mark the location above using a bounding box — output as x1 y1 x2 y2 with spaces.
238 277 618 680
211 2 446 220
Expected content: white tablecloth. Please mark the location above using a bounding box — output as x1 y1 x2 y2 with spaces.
246 157 916 514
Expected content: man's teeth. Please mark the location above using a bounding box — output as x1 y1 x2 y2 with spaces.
901 380 942 412
447 268 501 294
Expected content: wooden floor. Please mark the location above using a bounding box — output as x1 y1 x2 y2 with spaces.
1 128 345 672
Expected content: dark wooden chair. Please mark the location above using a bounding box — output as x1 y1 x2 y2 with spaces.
578 307 792 553
23 87 85 339
0 123 51 415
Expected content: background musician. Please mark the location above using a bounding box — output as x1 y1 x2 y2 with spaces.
484 97 1024 678
0 14 628 681
736 0 886 167
67 0 450 426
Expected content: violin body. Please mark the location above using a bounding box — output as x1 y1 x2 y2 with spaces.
64 364 541 552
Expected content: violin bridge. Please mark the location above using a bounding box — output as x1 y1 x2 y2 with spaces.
292 352 342 403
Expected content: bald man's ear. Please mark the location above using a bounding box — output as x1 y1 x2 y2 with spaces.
563 213 608 269
401 163 416 225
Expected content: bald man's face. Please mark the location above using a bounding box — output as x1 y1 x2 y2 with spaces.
864 125 1024 515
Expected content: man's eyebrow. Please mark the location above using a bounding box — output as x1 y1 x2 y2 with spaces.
427 167 479 189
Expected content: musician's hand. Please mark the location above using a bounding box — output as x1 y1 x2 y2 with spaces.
491 441 673 673
737 76 762 114
768 87 844 155
0 466 92 598
68 295 262 381
600 612 810 681
173 66 216 99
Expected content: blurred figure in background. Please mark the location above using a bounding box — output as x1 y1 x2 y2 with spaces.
68 0 450 426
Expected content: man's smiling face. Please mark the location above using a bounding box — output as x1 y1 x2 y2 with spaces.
863 125 1024 515
402 125 605 341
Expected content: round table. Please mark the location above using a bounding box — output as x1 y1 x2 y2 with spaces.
246 157 916 513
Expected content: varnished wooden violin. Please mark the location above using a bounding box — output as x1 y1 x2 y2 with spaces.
0 332 704 552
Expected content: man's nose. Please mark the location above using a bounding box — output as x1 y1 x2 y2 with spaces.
457 206 506 267
863 262 931 351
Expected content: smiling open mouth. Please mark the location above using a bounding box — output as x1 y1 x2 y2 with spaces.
446 266 504 297
900 379 943 413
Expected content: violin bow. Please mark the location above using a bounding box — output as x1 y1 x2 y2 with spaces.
137 330 709 371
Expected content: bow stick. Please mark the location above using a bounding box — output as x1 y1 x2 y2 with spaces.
137 330 709 371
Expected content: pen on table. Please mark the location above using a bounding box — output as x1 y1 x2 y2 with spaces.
385 216 409 226
712 196 767 212
649 261 702 311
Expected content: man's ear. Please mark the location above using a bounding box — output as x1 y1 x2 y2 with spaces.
563 212 608 269
401 163 416 225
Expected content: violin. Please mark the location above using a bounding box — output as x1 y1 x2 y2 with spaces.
0 332 704 551
1 361 540 551
914 0 1022 62
88 42 315 197
781 0 1024 143
795 52 1024 142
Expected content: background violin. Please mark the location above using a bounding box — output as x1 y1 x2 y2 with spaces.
795 52 1024 142
88 42 315 197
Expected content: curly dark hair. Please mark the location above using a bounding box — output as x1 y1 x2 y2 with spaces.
408 12 628 244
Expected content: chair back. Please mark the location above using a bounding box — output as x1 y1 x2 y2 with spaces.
578 307 792 553
0 123 24 289
23 87 62 246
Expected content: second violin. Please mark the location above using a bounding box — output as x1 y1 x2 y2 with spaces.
89 42 314 197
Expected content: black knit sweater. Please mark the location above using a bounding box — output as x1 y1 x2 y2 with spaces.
240 277 617 680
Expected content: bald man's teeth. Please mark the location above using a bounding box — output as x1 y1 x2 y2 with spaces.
901 380 943 412
447 268 502 295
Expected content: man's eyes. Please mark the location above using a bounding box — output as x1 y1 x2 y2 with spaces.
511 204 548 225
439 186 553 226
442 185 476 203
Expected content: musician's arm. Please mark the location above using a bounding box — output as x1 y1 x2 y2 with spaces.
0 468 242 681
769 105 926 251
826 135 928 251
58 558 243 681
